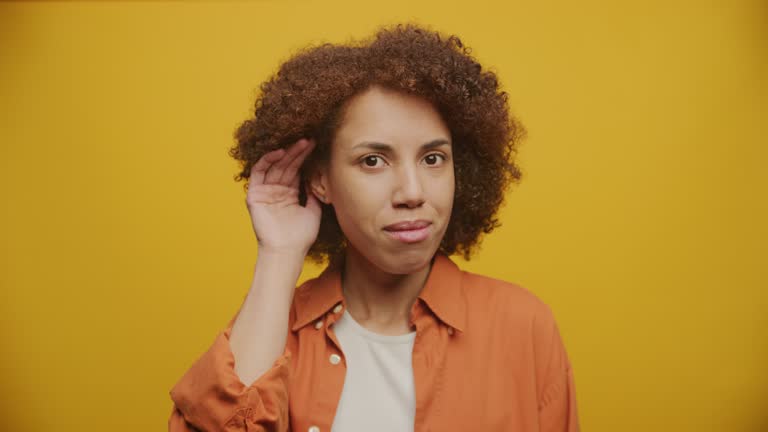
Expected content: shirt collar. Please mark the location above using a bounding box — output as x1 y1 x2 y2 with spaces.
291 251 466 332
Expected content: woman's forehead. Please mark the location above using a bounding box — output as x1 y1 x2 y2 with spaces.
347 139 451 154
333 87 451 152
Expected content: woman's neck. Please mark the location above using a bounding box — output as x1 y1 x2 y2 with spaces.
340 248 433 335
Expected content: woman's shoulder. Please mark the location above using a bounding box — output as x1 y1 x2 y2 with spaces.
459 268 558 327
460 269 545 308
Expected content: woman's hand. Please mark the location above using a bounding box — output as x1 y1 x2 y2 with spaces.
245 138 322 256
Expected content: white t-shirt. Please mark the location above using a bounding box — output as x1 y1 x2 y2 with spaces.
330 309 417 432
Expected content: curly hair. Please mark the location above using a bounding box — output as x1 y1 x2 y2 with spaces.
229 22 526 266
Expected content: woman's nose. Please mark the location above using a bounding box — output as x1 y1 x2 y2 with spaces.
392 166 425 208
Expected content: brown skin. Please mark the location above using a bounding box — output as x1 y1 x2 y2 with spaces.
231 23 526 268
246 138 321 255
309 85 455 334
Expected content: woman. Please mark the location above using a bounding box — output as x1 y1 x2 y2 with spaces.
168 23 580 432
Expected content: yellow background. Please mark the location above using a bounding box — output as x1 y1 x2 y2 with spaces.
1 1 765 431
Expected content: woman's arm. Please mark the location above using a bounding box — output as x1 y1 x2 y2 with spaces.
168 138 321 431
230 251 304 387
533 302 581 432
168 254 301 432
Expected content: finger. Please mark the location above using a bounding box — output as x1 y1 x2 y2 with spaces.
279 139 316 185
249 149 286 185
246 184 296 204
303 181 322 215
264 139 310 184
264 139 307 183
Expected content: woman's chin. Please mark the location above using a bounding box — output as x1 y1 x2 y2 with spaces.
346 232 441 275
378 246 437 274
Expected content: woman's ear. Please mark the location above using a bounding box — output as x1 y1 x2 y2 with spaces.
308 165 331 204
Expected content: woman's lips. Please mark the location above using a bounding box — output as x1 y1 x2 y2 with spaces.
383 224 432 243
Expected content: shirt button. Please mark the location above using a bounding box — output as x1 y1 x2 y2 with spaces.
333 304 343 314
329 353 342 365
447 327 454 336
308 426 320 432
314 320 323 330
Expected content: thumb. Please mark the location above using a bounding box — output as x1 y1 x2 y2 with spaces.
304 182 322 215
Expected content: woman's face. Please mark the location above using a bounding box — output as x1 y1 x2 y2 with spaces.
311 85 455 274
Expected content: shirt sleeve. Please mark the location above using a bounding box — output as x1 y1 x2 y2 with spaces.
168 313 293 432
533 302 580 432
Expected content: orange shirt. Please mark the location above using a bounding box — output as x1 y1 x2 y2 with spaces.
168 252 580 431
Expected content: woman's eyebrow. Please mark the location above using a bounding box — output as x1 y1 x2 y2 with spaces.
352 139 451 152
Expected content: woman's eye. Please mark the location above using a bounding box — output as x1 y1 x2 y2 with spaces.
362 155 384 168
424 153 446 166
360 154 446 169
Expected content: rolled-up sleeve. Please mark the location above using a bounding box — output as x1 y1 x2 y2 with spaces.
168 318 292 432
533 303 580 432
